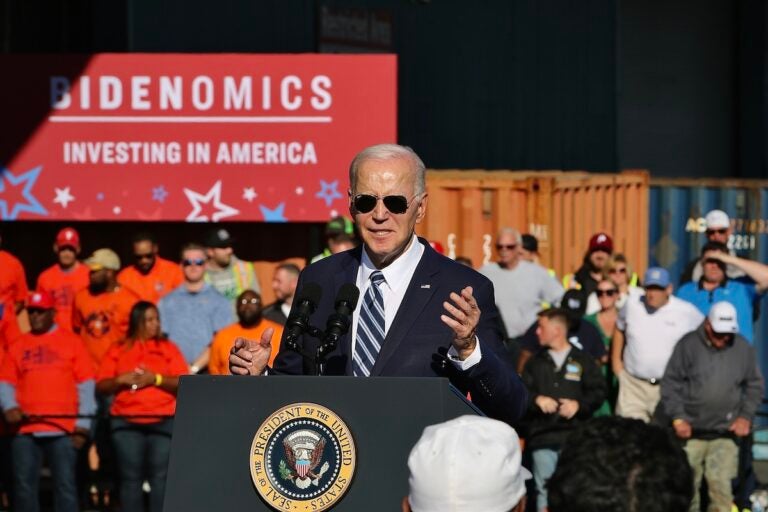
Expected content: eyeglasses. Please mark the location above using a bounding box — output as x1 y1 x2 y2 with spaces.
182 258 205 267
609 267 627 274
706 228 728 235
496 244 517 251
596 289 617 297
239 298 261 305
352 193 419 214
134 253 154 261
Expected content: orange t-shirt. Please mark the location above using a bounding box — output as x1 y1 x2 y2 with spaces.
96 338 188 423
37 262 90 332
117 257 183 304
0 327 95 434
0 250 28 307
208 319 284 375
72 287 139 364
0 302 22 350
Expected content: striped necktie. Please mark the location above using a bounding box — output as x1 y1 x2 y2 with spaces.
353 270 386 377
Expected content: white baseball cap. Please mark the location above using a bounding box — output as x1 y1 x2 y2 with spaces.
407 415 531 512
708 301 738 334
705 209 730 230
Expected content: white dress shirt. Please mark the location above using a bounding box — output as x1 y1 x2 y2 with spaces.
351 235 481 371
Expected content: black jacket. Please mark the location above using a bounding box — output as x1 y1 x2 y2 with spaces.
522 346 606 448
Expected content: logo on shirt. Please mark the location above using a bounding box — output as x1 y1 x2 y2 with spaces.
564 361 583 382
250 403 356 511
85 311 111 338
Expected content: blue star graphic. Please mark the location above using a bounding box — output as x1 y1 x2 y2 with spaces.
152 186 169 203
96 193 105 201
0 166 48 220
315 180 343 207
259 203 287 222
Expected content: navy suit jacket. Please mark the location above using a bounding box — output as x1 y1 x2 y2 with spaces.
271 238 528 424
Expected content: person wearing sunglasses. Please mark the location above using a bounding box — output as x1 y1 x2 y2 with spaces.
679 209 746 285
676 241 768 344
479 227 564 342
229 143 528 425
117 232 183 305
584 278 621 416
584 254 642 315
158 243 234 375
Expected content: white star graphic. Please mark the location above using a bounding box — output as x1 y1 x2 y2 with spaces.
295 186 304 195
53 187 75 209
183 181 240 222
242 187 258 203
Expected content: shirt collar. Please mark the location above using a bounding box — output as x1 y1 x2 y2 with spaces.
360 235 424 293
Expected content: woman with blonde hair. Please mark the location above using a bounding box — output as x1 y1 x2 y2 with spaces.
585 254 641 315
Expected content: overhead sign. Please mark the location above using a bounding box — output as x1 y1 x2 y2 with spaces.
0 54 397 221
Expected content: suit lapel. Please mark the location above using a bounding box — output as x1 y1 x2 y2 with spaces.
371 240 439 376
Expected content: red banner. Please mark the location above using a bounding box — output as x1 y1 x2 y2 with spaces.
0 54 397 222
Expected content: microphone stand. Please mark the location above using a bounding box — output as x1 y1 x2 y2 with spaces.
286 317 350 377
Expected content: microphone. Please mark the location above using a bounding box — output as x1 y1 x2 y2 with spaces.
321 284 360 353
284 282 322 349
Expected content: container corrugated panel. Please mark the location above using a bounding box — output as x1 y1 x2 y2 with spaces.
649 179 768 422
419 170 649 279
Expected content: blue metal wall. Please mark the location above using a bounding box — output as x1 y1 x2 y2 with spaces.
649 183 768 421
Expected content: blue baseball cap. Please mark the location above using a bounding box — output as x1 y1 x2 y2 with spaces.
644 267 670 288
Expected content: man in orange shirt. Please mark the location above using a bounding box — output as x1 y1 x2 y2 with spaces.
209 290 283 374
0 291 96 512
37 227 90 332
0 232 28 315
117 232 183 304
72 249 139 365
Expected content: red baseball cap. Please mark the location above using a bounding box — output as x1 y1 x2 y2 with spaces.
27 291 55 310
55 227 80 249
588 232 613 253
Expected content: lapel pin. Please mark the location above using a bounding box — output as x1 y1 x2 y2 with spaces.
420 284 431 289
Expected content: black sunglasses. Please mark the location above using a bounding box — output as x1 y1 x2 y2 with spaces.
496 244 517 251
182 258 205 267
706 228 728 235
596 289 617 297
352 194 419 214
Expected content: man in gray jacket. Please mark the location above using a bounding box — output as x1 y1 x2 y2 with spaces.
661 301 763 512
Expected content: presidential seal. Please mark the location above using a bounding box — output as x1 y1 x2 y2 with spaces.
250 403 356 511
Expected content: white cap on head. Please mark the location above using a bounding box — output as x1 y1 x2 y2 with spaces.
705 209 730 230
708 301 738 334
407 415 531 512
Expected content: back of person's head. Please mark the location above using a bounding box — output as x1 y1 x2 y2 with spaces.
700 240 729 255
547 417 693 512
405 415 529 512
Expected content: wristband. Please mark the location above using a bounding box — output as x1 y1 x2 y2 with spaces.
154 373 163 387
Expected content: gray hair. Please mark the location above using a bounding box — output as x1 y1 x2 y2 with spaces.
348 144 426 195
497 227 522 244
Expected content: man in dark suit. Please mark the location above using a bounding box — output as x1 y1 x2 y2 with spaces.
230 144 527 424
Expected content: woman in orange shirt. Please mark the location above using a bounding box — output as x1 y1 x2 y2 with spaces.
96 301 187 512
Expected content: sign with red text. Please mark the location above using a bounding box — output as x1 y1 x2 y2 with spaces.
0 54 396 222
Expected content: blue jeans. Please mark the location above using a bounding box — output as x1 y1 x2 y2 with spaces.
12 434 78 512
112 419 173 512
532 447 560 512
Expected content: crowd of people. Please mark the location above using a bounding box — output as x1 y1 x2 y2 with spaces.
0 226 303 512
0 138 765 512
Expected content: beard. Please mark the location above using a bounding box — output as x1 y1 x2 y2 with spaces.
239 310 262 327
89 280 109 294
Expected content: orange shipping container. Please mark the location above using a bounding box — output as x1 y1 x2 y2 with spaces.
417 169 649 280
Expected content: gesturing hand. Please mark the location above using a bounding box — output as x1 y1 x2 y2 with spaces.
535 396 559 414
228 328 275 376
440 286 480 360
